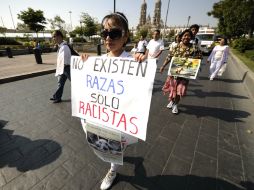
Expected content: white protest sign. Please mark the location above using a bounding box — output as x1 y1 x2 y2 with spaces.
71 56 157 141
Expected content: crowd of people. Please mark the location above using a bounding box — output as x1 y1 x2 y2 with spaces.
50 12 229 190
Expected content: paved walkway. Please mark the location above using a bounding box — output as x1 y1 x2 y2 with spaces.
0 52 254 190
0 53 56 83
0 52 97 84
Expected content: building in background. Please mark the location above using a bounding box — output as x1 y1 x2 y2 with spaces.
138 0 147 28
152 0 161 29
138 0 162 30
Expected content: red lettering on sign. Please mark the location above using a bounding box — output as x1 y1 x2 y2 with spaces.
92 104 97 118
85 103 92 117
110 109 119 125
117 114 127 131
102 107 109 122
79 101 85 114
129 117 138 134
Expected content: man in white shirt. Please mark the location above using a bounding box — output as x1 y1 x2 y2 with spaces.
50 30 71 103
146 30 164 59
136 35 147 54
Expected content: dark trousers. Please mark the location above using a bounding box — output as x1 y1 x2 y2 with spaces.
53 65 71 100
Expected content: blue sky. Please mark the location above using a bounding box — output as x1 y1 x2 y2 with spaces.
0 0 219 30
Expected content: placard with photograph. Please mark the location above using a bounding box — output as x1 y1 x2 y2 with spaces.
167 57 201 79
85 122 124 165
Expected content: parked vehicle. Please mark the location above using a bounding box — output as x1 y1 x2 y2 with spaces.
196 33 215 55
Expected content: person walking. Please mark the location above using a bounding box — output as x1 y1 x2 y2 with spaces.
80 12 140 190
134 30 164 62
169 33 181 52
136 35 147 54
159 29 202 114
189 24 200 46
207 37 229 80
130 42 138 56
146 29 164 59
50 30 71 103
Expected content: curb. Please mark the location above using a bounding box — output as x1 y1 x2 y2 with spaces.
0 69 55 84
229 50 254 101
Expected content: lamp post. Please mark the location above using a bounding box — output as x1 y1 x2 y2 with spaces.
163 0 170 38
80 21 83 41
69 11 72 31
114 0 116 13
187 16 191 28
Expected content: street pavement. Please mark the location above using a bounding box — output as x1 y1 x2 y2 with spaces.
0 51 254 190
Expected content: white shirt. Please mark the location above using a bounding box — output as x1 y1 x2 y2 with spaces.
146 39 164 59
137 40 148 53
208 45 229 63
55 41 71 76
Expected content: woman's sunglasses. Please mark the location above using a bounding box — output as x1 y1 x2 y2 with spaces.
101 29 124 40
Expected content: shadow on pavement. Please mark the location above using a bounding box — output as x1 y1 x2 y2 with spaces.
113 157 252 190
152 79 164 94
188 89 248 99
179 105 250 122
198 71 248 84
0 120 62 172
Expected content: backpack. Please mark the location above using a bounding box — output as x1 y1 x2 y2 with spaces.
65 44 79 56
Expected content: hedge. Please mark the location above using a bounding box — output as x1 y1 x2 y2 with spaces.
231 38 254 53
0 37 22 45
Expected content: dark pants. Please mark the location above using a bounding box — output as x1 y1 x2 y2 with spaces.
53 65 71 100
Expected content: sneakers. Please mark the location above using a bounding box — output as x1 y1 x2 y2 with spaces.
166 101 174 109
172 104 178 114
100 170 117 190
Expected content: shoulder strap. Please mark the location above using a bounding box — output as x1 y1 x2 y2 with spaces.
65 44 79 56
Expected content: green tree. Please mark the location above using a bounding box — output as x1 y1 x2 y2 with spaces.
72 26 83 37
136 27 149 40
16 23 30 31
168 29 175 39
18 7 46 36
48 15 65 30
80 12 97 36
208 0 254 38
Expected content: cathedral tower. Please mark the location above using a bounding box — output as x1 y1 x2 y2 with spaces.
138 0 147 28
153 0 161 29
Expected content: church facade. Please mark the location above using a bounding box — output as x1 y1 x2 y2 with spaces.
138 0 162 29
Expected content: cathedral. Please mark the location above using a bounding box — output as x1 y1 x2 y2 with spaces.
138 0 162 29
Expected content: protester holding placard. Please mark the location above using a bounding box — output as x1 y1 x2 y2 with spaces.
160 29 202 114
79 12 143 190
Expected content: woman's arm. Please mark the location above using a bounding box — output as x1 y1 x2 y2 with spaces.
159 54 172 73
207 45 217 63
223 46 229 63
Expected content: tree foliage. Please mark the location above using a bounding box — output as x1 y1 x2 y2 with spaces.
135 26 149 41
71 26 83 37
208 0 254 38
16 23 30 31
48 15 65 30
17 7 46 33
80 12 97 36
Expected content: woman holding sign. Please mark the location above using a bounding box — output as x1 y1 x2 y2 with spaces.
80 12 139 190
159 29 202 114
